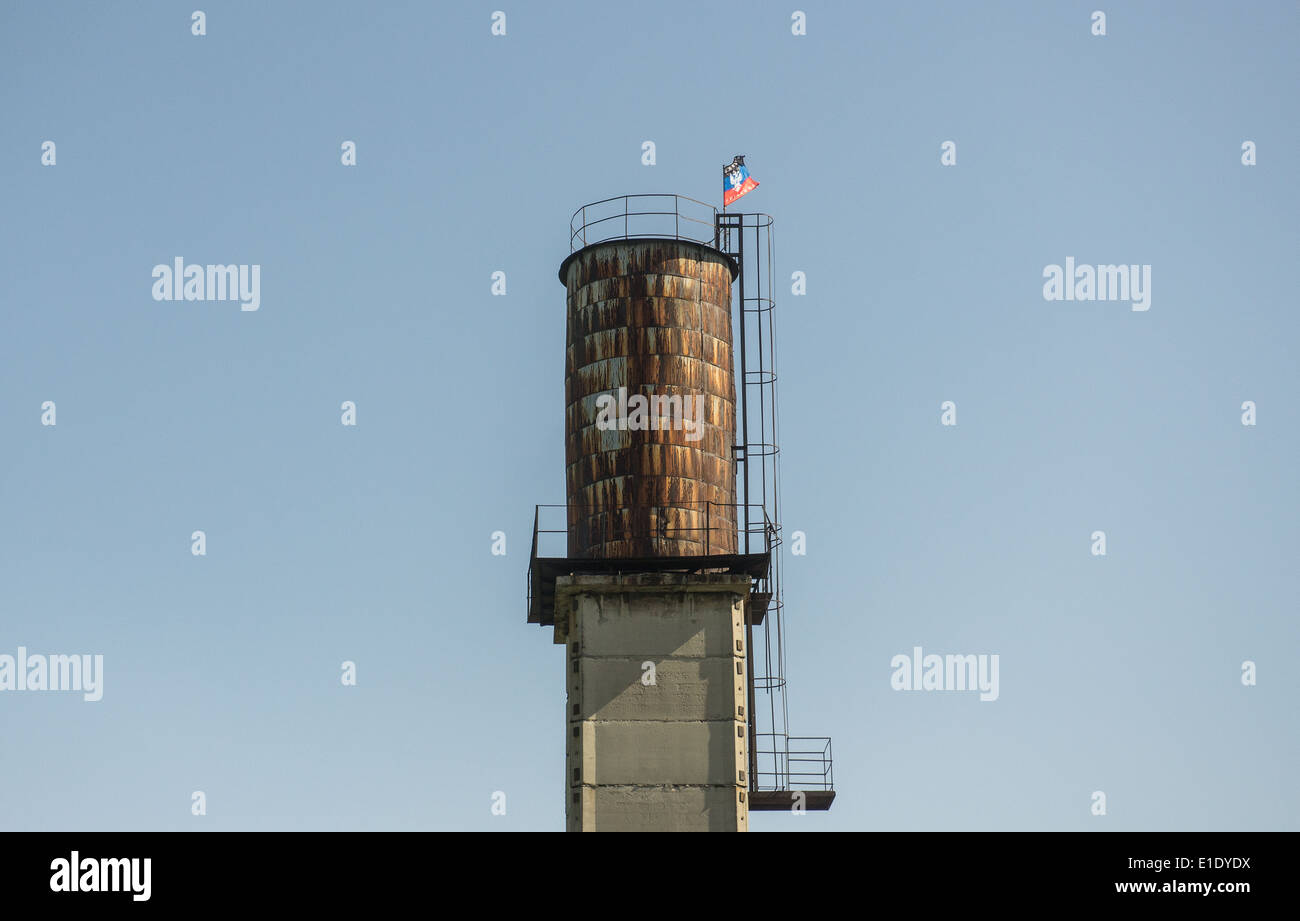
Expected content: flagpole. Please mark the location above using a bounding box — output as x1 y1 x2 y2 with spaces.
720 162 726 251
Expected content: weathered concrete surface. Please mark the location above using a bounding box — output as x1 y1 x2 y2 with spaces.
576 786 746 833
552 571 752 650
577 722 744 785
559 573 750 832
578 659 742 721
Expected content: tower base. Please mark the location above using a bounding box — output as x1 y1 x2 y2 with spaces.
553 572 751 832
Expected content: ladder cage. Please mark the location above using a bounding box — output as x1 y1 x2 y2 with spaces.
716 212 806 793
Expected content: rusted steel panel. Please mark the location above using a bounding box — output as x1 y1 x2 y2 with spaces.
562 240 738 559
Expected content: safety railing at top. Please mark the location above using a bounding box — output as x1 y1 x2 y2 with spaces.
569 194 719 252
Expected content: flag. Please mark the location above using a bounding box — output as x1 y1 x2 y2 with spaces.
723 155 759 206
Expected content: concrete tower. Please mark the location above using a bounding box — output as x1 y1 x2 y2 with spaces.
529 198 764 832
528 194 833 831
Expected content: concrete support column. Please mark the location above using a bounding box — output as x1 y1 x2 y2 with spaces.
553 572 751 832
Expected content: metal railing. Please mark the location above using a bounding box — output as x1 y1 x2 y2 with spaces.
569 194 718 252
529 501 776 559
754 735 834 793
526 501 777 624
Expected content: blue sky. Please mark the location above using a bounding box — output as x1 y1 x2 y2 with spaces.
1 0 1296 831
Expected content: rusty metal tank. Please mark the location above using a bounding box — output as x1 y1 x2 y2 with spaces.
560 234 738 559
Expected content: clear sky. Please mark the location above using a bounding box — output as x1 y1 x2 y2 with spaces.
1 1 1296 831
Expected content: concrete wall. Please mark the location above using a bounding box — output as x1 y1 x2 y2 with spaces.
554 572 751 832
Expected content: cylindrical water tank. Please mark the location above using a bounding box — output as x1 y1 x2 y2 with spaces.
560 238 738 559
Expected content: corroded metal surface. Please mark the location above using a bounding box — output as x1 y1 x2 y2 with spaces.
562 239 738 558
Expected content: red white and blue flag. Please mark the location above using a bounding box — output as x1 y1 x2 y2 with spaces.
723 155 759 206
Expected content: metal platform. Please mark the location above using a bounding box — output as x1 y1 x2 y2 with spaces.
749 791 837 811
527 503 776 626
528 550 770 627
